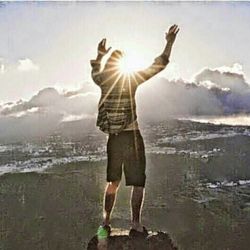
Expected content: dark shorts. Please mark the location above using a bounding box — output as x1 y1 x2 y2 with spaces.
107 130 146 187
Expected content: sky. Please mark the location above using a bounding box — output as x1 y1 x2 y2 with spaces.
1 1 250 139
0 1 250 102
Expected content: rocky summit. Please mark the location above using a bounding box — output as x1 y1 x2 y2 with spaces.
87 229 177 250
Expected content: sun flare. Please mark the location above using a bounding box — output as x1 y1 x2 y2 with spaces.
118 53 146 74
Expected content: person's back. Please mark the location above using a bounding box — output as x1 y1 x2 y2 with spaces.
92 45 172 134
90 24 179 242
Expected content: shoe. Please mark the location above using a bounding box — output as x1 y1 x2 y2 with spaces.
97 224 111 240
129 226 148 238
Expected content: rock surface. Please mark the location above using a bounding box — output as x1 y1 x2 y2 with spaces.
87 229 178 250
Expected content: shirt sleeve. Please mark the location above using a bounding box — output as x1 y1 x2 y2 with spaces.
131 54 169 86
90 56 103 86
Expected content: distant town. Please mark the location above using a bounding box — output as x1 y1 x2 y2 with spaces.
1 120 250 176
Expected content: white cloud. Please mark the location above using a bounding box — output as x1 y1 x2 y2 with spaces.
0 64 5 74
17 58 39 72
199 80 219 90
12 107 40 118
1 63 250 141
186 115 250 127
0 58 5 74
0 86 98 141
61 114 94 122
194 63 249 93
0 86 99 121
137 63 250 120
216 63 244 75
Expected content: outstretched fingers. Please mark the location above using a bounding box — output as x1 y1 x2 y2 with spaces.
97 38 112 55
170 24 179 34
174 26 180 34
102 38 106 47
165 24 179 42
98 38 106 47
169 24 176 31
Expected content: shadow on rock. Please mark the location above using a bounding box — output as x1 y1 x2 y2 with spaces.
87 229 178 250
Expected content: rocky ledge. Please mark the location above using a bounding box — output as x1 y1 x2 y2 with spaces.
87 229 178 250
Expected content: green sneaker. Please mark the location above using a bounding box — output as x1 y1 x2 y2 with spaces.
97 225 111 240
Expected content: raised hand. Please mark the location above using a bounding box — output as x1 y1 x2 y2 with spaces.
97 38 112 56
165 24 179 43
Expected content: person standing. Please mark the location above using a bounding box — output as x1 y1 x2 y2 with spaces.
90 25 179 240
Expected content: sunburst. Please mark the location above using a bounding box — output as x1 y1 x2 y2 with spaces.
118 53 146 75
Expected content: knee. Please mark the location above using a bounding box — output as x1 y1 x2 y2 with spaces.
106 180 120 193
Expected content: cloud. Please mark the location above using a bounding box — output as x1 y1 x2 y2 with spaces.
0 58 5 74
185 115 250 126
0 86 98 118
194 63 249 93
0 84 99 141
1 63 250 141
137 63 250 121
62 82 98 98
137 78 223 122
215 63 244 75
0 64 5 74
17 58 39 72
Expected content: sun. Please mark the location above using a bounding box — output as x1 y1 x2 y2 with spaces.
118 53 146 75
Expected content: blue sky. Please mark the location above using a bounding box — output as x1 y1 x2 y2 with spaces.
0 1 250 102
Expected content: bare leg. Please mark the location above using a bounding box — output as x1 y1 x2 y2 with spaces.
130 186 145 232
103 181 120 225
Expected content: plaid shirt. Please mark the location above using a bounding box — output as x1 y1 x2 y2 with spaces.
90 54 169 134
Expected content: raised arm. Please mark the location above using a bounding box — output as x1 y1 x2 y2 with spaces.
132 24 179 85
90 38 111 85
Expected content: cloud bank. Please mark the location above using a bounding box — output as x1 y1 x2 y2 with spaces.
0 63 250 140
137 63 250 121
0 83 100 141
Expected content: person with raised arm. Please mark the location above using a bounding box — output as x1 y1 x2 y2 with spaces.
90 24 179 241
